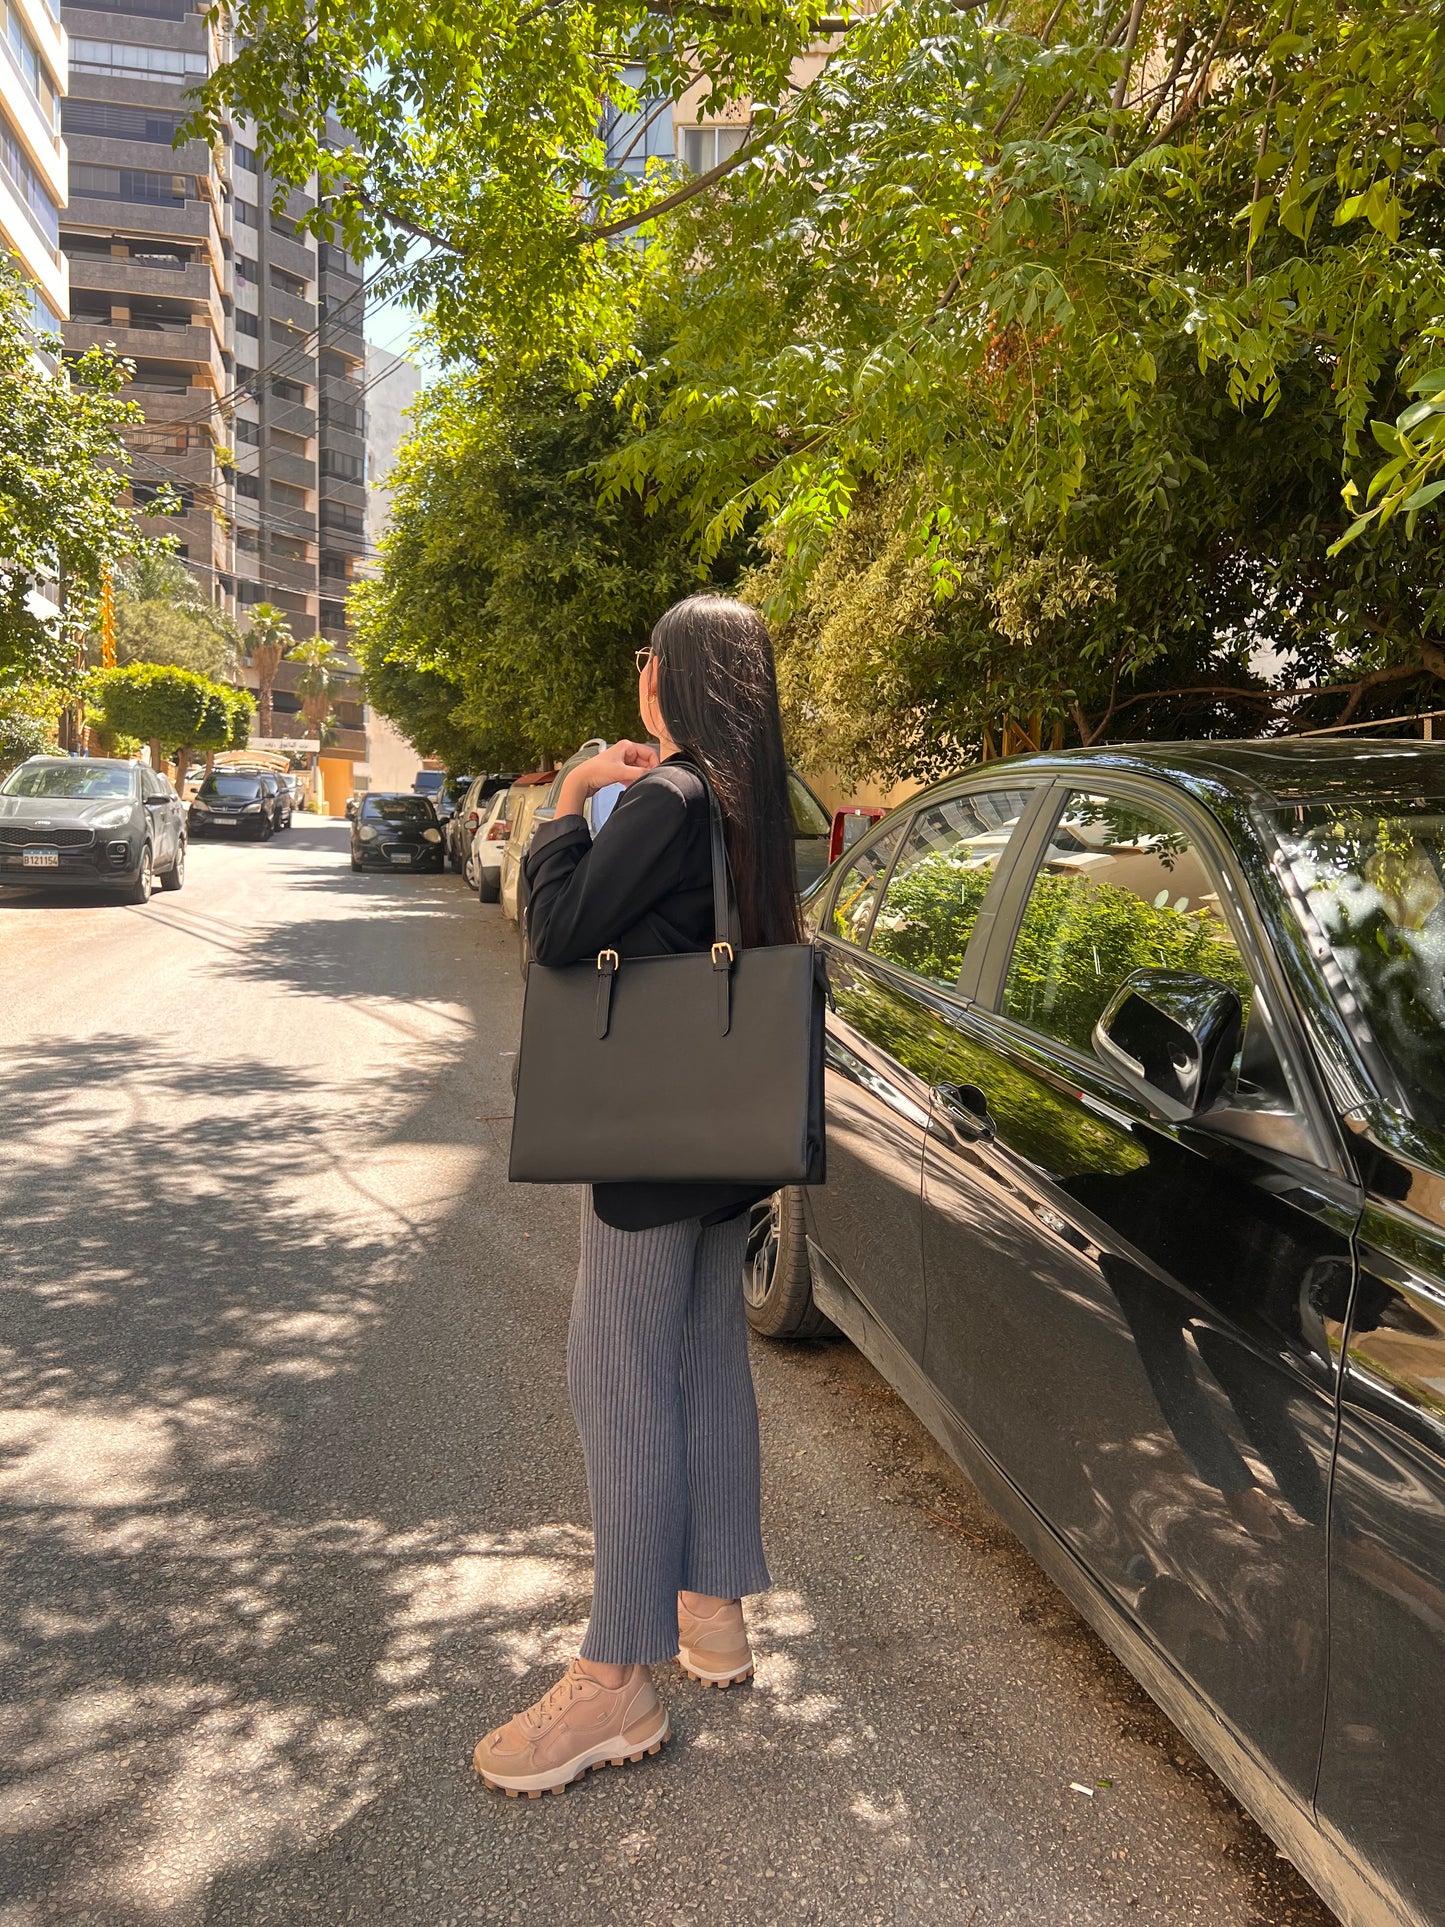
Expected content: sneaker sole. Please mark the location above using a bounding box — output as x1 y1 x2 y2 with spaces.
676 1653 754 1689
474 1710 670 1797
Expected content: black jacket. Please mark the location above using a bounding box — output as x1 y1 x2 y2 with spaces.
522 753 768 1232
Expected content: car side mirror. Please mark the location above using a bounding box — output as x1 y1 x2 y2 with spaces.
144 794 166 808
1092 969 1243 1124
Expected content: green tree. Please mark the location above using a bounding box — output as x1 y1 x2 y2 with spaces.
89 664 241 789
289 636 338 742
244 604 293 738
350 363 730 768
0 259 146 686
113 546 240 681
206 0 1445 778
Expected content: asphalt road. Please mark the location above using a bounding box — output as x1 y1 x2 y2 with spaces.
0 820 1340 1927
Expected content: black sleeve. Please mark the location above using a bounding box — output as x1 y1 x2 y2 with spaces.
522 771 693 966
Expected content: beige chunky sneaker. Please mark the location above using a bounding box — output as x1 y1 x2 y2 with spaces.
473 1662 670 1797
676 1594 754 1688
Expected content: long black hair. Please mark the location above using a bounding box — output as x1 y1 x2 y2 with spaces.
649 594 801 948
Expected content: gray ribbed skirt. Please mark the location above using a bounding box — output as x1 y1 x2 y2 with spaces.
569 1199 771 1665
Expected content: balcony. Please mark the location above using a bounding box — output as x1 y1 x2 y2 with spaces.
66 254 214 305
64 320 225 388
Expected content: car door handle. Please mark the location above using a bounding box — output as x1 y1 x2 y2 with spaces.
932 1082 997 1142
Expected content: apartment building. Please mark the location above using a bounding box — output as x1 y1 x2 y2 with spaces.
1 0 67 327
54 0 370 802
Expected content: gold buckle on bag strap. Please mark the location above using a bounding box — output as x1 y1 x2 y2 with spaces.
597 948 620 972
711 941 734 967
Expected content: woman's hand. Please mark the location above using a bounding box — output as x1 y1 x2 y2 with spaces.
556 740 659 820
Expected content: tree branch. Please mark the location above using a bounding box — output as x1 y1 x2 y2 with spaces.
1110 0 1147 112
1145 6 1233 151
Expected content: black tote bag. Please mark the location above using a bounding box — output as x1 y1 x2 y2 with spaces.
508 781 826 1188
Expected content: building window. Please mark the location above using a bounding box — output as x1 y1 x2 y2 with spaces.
0 104 60 248
235 197 257 226
319 448 363 482
4 1 60 127
133 479 193 511
271 533 310 562
235 309 259 336
235 253 257 284
234 473 260 499
236 578 264 604
233 141 256 172
269 263 308 299
130 242 190 270
318 399 361 435
270 375 307 403
680 124 748 173
269 317 308 346
269 425 309 457
233 416 261 445
129 297 194 332
319 550 350 581
270 479 308 508
128 424 190 453
320 501 364 534
74 0 192 21
72 164 189 206
62 99 186 144
69 39 207 81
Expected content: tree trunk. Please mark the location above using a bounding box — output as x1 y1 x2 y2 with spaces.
258 679 273 738
148 739 164 774
174 745 191 793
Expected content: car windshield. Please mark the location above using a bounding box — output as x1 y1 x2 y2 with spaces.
1272 799 1445 1127
364 796 433 825
2 762 132 800
202 774 263 798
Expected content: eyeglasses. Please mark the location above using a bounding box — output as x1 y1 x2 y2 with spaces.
634 648 653 675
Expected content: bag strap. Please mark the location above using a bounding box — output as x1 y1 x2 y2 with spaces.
699 765 741 1037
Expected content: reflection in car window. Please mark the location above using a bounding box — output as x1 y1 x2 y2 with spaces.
201 773 264 798
828 821 907 946
2 762 133 799
788 772 831 837
1001 791 1252 1055
1273 801 1445 1129
869 787 1035 988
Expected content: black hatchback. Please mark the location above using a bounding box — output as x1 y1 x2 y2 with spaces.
747 740 1445 1927
350 792 445 871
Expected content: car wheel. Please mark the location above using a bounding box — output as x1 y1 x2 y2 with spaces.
260 814 275 841
159 840 186 891
478 866 500 903
463 854 477 888
119 841 155 906
350 852 361 870
744 1188 833 1339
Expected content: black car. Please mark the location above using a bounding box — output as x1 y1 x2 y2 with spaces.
746 740 1445 1927
258 771 293 831
0 756 184 902
189 771 276 840
350 792 445 871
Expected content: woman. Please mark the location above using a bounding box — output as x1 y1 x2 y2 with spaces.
473 594 801 1798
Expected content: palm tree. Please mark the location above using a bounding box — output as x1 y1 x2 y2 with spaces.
245 604 293 738
290 635 338 743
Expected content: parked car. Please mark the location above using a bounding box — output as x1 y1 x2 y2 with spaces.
272 772 299 822
470 788 512 902
189 771 276 841
413 769 446 805
446 773 516 874
434 772 474 830
745 739 1445 1927
498 771 557 922
0 755 184 903
256 770 292 832
350 791 445 871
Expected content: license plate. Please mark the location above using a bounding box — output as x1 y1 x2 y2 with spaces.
22 849 59 869
210 817 235 828
389 851 414 864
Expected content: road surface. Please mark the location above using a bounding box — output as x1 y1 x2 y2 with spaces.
0 821 1338 1927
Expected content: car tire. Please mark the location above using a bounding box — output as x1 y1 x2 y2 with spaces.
350 851 361 871
478 866 501 903
119 841 155 906
260 815 274 841
744 1188 833 1339
159 840 186 891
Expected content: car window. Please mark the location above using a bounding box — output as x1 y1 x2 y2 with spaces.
827 819 908 946
1000 791 1253 1058
202 773 263 798
363 795 434 825
869 787 1036 988
788 772 831 838
2 761 132 799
